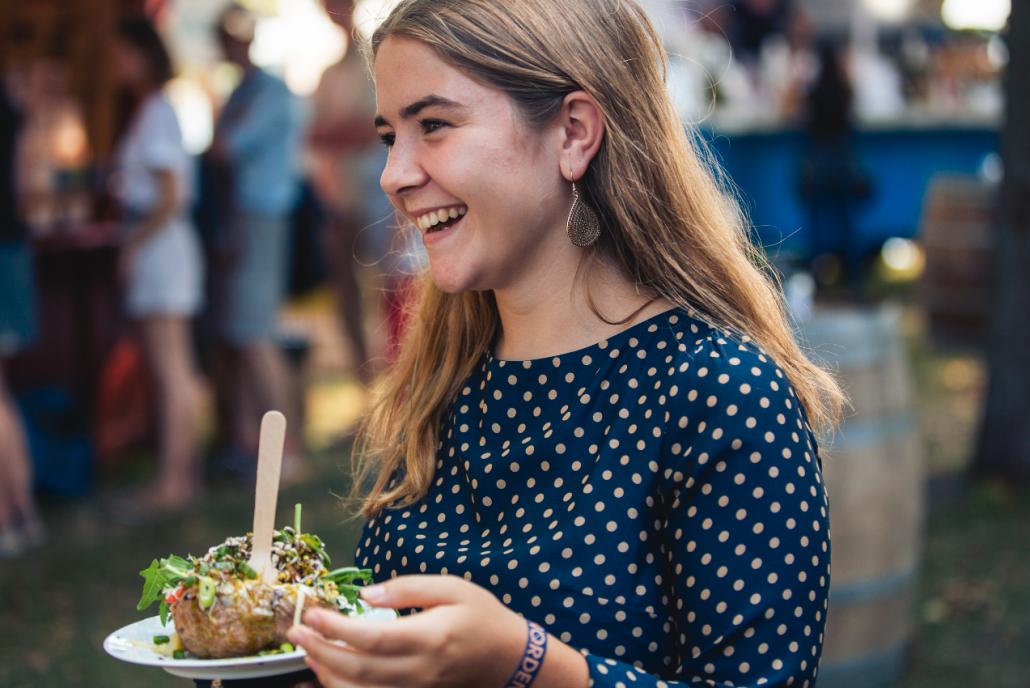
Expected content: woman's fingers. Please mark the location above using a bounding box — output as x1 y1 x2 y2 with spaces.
291 624 422 686
298 608 427 655
359 574 479 610
304 655 361 688
286 576 494 686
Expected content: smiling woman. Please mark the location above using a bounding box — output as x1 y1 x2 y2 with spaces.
284 1 846 687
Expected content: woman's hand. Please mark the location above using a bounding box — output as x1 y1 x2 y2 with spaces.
287 575 528 688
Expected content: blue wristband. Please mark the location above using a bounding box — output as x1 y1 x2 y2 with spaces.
504 619 548 688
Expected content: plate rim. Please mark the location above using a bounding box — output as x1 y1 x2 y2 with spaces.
104 605 397 678
102 615 308 670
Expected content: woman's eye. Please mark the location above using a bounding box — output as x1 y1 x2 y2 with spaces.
420 119 448 135
378 132 395 147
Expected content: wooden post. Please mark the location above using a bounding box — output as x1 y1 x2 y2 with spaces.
972 4 1030 480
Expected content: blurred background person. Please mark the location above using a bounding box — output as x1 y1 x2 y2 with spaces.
798 38 871 289
0 73 44 557
209 4 305 478
666 1 759 124
729 0 792 66
307 0 385 386
108 16 204 516
762 5 819 120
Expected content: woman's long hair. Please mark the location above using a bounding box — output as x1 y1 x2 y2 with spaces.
113 16 174 134
351 0 845 519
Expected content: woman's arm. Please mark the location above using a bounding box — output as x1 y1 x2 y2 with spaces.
580 337 831 688
531 632 590 688
122 98 187 258
124 168 179 249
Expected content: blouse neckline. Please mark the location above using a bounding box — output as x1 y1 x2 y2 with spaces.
486 306 687 368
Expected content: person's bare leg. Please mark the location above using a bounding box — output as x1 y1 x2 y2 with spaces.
0 365 39 549
138 316 202 507
208 342 241 452
239 341 306 478
232 346 260 451
240 342 294 432
328 216 374 387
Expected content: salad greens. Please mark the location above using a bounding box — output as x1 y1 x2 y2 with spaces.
137 503 374 628
137 555 192 625
323 567 374 606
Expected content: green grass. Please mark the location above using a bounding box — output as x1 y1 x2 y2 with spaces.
897 480 1030 688
0 448 365 688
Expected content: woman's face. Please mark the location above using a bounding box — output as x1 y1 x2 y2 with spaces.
374 37 570 294
111 39 148 88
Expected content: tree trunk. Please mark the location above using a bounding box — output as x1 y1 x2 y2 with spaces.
971 3 1030 480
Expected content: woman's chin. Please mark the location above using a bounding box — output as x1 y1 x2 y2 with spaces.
427 264 477 294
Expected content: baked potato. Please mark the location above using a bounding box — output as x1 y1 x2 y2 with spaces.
137 506 374 659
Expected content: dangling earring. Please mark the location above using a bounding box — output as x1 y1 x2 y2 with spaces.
567 181 601 247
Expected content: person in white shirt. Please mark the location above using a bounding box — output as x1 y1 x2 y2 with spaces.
109 16 204 516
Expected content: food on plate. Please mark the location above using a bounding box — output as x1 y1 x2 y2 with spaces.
137 504 375 659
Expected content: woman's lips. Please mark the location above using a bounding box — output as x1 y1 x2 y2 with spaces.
421 212 465 246
415 205 468 231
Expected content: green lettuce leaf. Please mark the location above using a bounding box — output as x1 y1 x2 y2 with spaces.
137 559 167 612
138 556 192 614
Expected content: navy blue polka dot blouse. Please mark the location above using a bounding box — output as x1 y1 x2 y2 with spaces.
355 308 831 687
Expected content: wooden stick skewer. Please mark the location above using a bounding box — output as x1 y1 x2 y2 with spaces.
294 588 306 628
247 411 287 586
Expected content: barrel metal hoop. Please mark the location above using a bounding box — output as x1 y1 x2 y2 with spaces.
829 567 917 606
818 642 910 688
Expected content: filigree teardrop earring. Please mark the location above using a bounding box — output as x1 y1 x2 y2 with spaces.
567 181 601 247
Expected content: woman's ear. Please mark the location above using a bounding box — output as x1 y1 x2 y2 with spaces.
558 91 605 182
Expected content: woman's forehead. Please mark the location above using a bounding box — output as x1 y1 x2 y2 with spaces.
373 37 500 120
375 37 461 95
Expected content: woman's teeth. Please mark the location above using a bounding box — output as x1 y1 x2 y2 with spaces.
416 206 467 231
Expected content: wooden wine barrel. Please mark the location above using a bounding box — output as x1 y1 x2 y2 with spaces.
918 175 995 349
799 304 925 688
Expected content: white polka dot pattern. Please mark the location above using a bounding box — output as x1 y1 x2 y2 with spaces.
354 309 830 687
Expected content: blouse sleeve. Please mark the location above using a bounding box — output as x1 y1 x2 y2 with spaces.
581 335 831 688
138 97 186 172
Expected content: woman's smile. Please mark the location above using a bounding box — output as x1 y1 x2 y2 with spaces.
374 36 574 294
412 205 468 231
420 209 466 246
407 203 469 248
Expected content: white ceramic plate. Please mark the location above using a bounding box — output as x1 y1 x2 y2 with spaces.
104 604 398 680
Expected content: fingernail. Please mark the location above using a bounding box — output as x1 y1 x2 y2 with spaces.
361 584 386 602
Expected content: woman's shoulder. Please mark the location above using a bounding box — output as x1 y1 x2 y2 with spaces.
660 311 809 435
637 307 781 380
673 316 789 387
645 315 822 501
136 92 183 136
596 306 788 390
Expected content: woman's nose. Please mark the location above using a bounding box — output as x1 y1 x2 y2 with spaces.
380 141 428 198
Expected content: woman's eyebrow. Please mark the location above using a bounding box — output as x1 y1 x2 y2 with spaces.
374 94 466 128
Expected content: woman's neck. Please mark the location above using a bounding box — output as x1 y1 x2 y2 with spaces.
492 254 670 361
